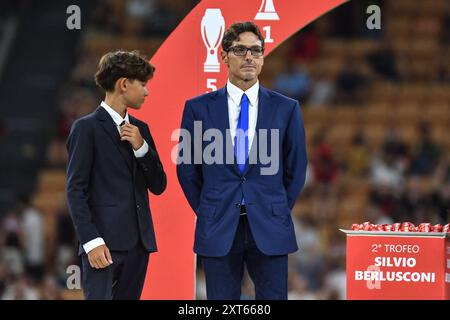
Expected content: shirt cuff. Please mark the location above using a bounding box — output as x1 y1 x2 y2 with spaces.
133 140 149 158
83 237 105 254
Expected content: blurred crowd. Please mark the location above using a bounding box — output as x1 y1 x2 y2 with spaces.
0 196 76 299
1 0 449 300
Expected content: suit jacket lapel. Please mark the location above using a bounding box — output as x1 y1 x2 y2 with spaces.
95 106 133 172
243 86 274 176
128 116 140 176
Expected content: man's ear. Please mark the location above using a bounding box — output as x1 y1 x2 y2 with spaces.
220 50 229 67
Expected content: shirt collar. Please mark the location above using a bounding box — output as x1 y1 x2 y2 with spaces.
100 101 129 126
226 80 259 107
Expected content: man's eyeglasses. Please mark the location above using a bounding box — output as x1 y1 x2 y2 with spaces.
227 45 264 57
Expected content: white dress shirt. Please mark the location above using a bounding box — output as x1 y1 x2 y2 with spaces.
82 101 149 254
226 80 259 152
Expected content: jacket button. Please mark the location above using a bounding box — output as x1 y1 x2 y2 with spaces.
137 204 140 210
235 203 241 208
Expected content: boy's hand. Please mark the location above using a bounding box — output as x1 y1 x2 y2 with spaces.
88 244 113 269
120 123 144 150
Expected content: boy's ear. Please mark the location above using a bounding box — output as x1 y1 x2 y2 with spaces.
116 77 128 92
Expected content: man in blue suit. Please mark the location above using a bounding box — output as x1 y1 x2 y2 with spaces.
177 22 307 299
66 50 166 299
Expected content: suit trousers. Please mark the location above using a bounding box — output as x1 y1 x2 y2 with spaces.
81 241 149 300
201 215 288 300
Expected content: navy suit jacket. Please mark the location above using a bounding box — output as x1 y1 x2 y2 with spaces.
66 106 166 255
177 86 307 257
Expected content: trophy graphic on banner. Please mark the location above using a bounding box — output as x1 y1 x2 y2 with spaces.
201 9 225 73
255 0 280 20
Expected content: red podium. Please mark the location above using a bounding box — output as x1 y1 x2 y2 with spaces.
342 230 450 300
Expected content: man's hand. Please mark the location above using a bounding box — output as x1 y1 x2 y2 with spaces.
120 123 144 150
87 244 113 269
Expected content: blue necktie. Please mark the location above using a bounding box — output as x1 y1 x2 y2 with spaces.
235 93 249 204
235 93 249 172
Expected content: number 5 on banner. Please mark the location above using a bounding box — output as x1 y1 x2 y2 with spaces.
206 78 217 92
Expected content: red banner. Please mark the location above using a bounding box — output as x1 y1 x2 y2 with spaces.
132 0 347 299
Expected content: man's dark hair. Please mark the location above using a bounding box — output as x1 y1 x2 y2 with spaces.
95 50 155 92
221 21 265 53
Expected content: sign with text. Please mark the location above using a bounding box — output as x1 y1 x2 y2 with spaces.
344 231 450 300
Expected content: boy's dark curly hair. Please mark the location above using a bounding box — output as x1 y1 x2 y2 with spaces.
95 50 155 92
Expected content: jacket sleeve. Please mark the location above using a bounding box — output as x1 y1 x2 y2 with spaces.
176 101 203 214
136 124 167 195
66 119 100 244
283 101 308 209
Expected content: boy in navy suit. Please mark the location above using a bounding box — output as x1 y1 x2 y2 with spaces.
66 50 166 299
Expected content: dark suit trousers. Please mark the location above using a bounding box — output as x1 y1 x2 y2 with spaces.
81 242 149 300
201 215 288 300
